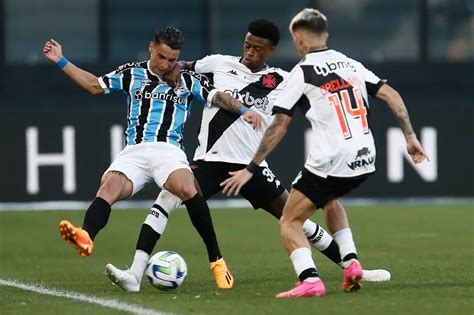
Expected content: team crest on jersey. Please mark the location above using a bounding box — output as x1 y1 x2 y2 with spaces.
262 74 277 89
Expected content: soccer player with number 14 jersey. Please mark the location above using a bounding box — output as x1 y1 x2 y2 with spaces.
222 9 428 298
105 19 391 293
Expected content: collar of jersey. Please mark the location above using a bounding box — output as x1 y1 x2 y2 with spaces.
308 47 330 54
238 57 269 73
147 60 165 80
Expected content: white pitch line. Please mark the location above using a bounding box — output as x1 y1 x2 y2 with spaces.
0 278 169 315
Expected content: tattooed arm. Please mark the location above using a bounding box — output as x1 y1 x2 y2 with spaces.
210 91 264 129
211 91 247 114
376 84 415 139
376 84 428 163
249 114 291 165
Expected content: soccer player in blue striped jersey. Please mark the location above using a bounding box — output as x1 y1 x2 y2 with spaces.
105 19 390 293
43 26 263 290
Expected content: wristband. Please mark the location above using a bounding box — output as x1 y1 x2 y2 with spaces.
245 161 260 175
239 107 250 115
57 57 69 69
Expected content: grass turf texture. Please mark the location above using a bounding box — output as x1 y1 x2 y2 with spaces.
1 205 473 314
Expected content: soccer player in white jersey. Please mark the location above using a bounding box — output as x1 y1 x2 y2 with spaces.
105 20 390 292
221 10 428 298
42 27 264 288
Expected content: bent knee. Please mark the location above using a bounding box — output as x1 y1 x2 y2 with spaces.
178 185 197 201
98 171 132 202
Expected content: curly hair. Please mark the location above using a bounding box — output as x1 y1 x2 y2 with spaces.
154 26 184 50
247 19 280 46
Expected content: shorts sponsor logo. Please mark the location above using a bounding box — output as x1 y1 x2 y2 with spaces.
314 60 356 76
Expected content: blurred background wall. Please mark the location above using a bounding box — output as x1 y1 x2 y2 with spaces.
1 0 473 202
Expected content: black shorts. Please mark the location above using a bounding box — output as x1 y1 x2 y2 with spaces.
191 160 286 209
292 168 372 209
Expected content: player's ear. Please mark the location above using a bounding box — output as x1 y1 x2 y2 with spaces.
149 41 154 54
268 46 277 56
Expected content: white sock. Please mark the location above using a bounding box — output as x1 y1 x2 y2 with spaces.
303 220 333 251
144 190 182 234
333 228 357 266
289 247 317 279
129 249 149 282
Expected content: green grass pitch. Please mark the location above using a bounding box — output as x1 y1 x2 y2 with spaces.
1 204 473 314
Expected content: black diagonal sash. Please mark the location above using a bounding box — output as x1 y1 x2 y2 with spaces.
206 72 284 152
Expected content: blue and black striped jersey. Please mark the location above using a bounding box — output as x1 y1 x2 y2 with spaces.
98 60 215 149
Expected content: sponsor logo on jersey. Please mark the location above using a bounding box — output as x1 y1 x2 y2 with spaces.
134 90 185 104
262 74 277 88
115 62 141 73
314 60 356 76
223 89 269 110
227 70 238 76
346 147 374 170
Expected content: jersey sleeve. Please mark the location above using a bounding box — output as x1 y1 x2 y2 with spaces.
182 71 217 107
98 65 131 94
272 66 306 116
357 61 386 97
193 54 226 74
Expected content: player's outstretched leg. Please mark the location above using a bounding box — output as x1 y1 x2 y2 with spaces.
105 263 140 292
59 220 93 256
303 219 391 282
210 258 234 289
343 259 363 292
362 269 391 282
275 279 326 298
105 190 179 291
183 193 234 288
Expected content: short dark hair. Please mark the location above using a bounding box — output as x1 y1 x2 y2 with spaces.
247 19 280 46
289 8 327 35
154 26 184 50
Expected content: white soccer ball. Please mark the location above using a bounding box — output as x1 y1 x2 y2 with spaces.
146 251 188 290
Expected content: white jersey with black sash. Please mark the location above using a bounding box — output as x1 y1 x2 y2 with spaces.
192 54 288 167
273 48 385 178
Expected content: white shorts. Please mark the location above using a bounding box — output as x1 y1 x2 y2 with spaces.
105 142 191 196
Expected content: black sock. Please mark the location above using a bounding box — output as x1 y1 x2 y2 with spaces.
321 240 343 265
82 197 111 240
136 224 161 255
342 253 358 263
184 194 222 262
299 268 319 281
